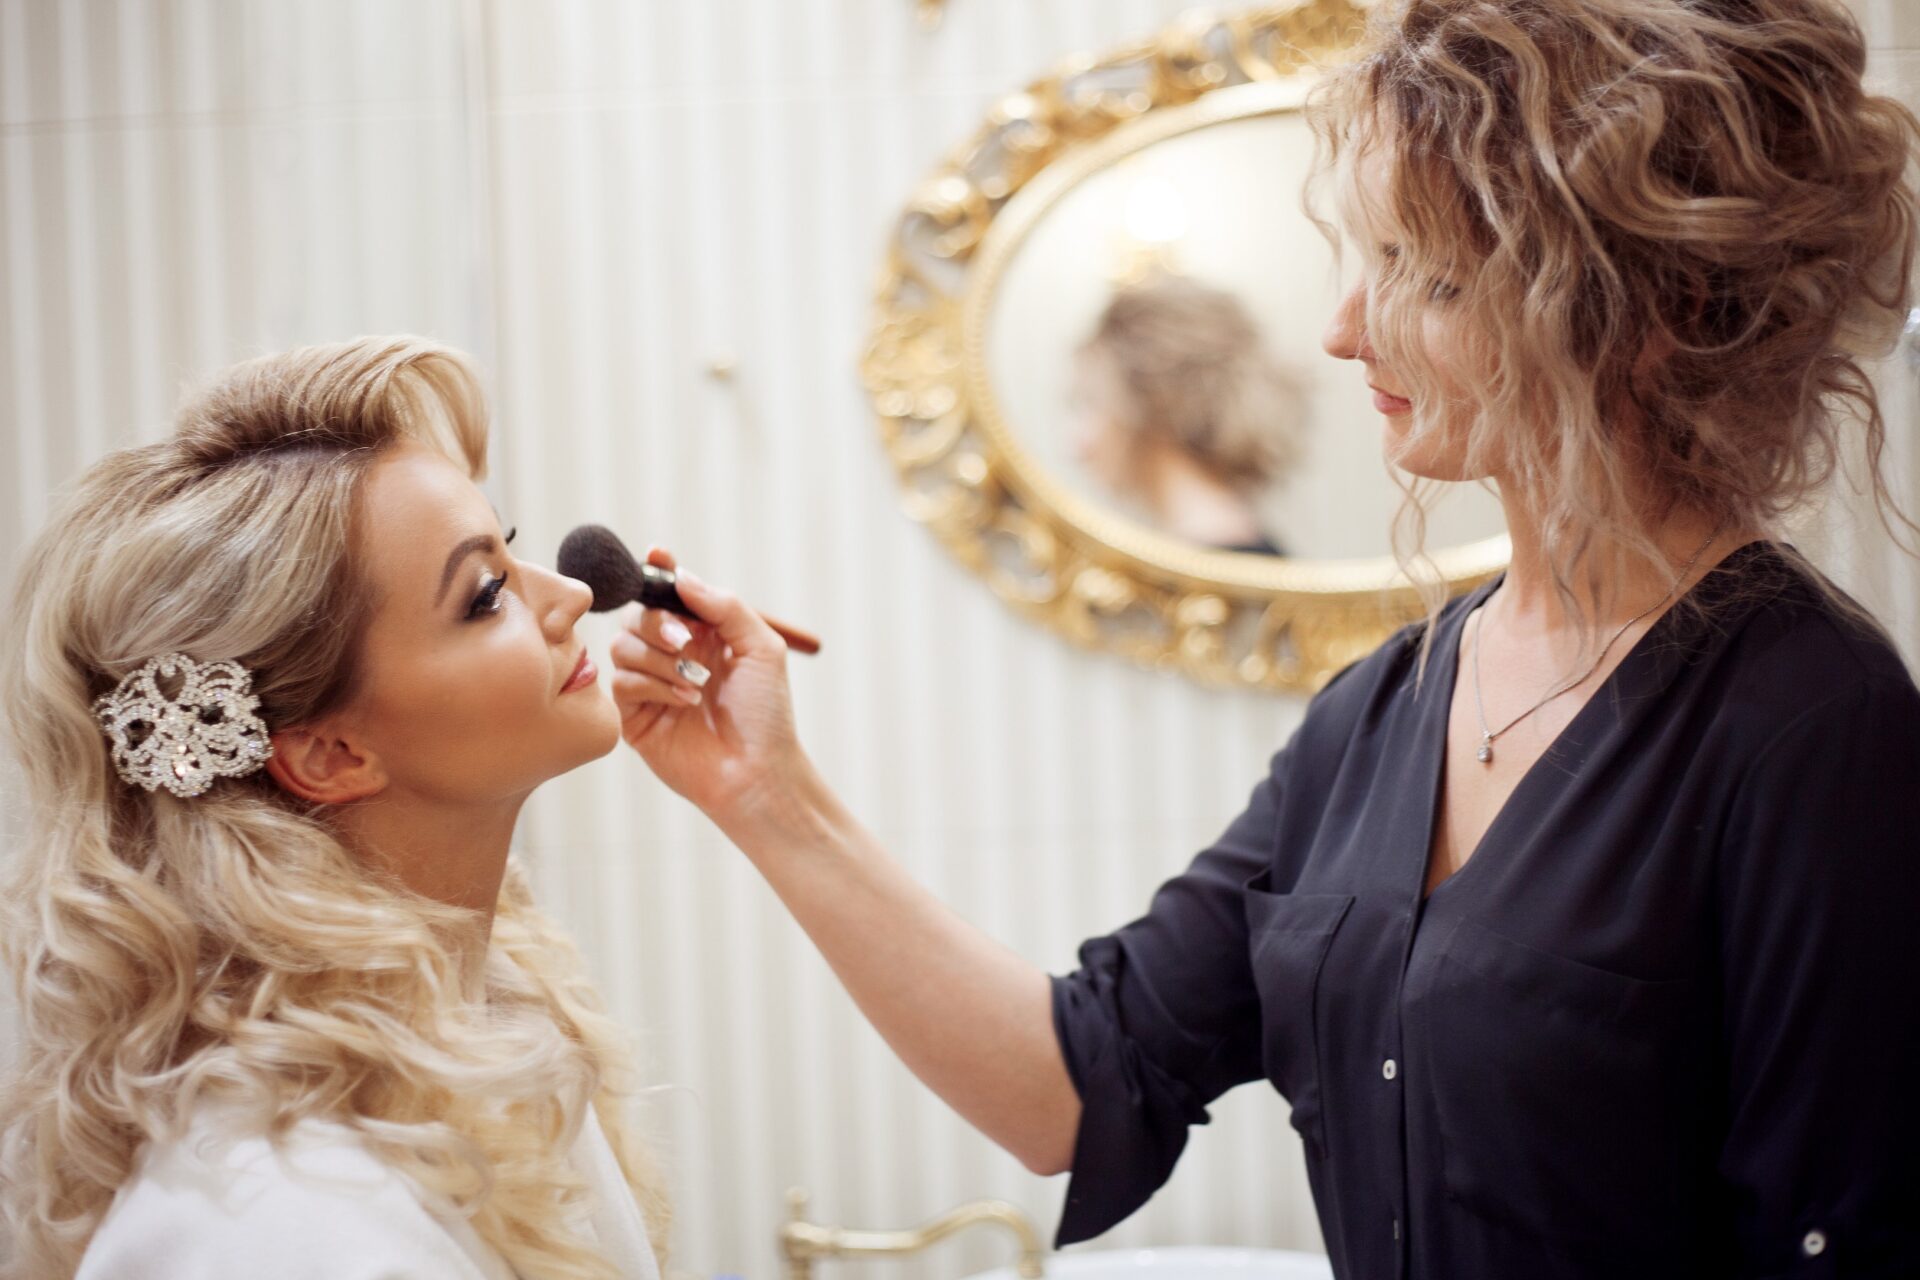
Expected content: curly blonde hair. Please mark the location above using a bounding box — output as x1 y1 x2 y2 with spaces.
0 338 669 1280
1306 0 1920 669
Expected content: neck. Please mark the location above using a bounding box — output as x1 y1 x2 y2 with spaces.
331 789 525 995
1490 485 1763 641
1137 444 1264 547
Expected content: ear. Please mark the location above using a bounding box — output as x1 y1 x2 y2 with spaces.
265 725 388 805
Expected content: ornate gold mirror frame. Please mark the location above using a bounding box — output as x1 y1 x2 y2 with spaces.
860 1 1510 693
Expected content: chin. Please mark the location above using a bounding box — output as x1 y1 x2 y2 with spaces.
578 696 624 759
586 720 622 760
543 695 625 776
1384 418 1478 482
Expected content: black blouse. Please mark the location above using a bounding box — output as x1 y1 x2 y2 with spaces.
1051 540 1920 1279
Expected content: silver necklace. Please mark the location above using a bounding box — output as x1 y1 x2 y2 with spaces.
1469 525 1723 765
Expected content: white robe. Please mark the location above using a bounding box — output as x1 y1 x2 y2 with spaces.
76 1102 661 1280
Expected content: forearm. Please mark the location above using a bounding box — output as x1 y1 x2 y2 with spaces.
717 762 1081 1175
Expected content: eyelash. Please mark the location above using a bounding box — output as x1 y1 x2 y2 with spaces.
468 572 509 620
466 527 518 621
1377 245 1461 304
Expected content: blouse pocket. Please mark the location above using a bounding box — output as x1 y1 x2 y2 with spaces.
1242 876 1355 1159
1420 916 1701 1248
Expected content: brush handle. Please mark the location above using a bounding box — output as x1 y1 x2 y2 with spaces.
634 564 821 656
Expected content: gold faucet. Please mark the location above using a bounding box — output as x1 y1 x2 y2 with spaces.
779 1187 1046 1280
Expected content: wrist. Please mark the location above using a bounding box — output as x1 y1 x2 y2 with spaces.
717 750 842 858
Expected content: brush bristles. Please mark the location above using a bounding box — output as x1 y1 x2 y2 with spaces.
556 524 645 612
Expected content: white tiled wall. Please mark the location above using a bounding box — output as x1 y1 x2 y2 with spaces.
1855 0 1920 51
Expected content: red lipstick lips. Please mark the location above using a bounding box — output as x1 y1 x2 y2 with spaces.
561 648 596 694
1370 384 1412 414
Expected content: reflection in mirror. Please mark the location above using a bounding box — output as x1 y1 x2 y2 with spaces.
1070 276 1306 556
987 103 1508 561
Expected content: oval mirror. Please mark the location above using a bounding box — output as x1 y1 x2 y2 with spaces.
862 1 1510 692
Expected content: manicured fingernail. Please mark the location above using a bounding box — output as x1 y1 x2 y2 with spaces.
675 658 710 688
673 683 703 705
661 618 692 651
677 568 703 591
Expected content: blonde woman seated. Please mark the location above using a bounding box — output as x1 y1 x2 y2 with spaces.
0 339 668 1280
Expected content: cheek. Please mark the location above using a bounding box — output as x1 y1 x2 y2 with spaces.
360 610 606 797
1415 314 1488 399
1093 422 1123 464
1079 420 1122 478
1071 411 1099 457
413 620 545 723
1374 315 1490 480
1384 402 1481 482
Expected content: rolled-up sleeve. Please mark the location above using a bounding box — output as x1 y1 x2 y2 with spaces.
1049 743 1288 1246
1715 674 1920 1277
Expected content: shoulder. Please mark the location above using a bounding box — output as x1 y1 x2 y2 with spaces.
1700 549 1920 885
77 1106 512 1280
1701 544 1919 752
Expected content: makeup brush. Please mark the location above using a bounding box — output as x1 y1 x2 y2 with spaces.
557 524 821 656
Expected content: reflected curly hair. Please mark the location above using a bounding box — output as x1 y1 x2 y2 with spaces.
1306 0 1920 672
0 338 669 1280
1081 276 1310 490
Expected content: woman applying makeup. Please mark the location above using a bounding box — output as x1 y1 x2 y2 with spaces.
612 0 1920 1275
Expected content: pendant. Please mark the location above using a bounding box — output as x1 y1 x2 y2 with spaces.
1476 732 1494 765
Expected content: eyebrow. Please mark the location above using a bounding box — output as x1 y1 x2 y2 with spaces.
436 534 500 606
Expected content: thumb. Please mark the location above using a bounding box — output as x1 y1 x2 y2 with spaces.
675 570 783 655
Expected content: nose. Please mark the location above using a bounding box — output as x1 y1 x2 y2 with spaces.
528 560 594 641
1322 278 1373 362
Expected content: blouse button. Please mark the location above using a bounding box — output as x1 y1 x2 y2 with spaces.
1802 1230 1827 1257
1382 1058 1398 1081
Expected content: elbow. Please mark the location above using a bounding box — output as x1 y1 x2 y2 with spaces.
1008 1106 1079 1177
1016 1146 1072 1178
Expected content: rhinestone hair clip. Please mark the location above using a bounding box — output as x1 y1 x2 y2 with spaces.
92 654 273 798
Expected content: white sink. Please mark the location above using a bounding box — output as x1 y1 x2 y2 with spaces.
965 1246 1335 1280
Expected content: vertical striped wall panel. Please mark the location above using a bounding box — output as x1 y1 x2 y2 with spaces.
2 3 1915 1278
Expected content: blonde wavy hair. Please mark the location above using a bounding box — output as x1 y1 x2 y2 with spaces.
1305 0 1920 671
0 337 669 1280
1080 275 1311 490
